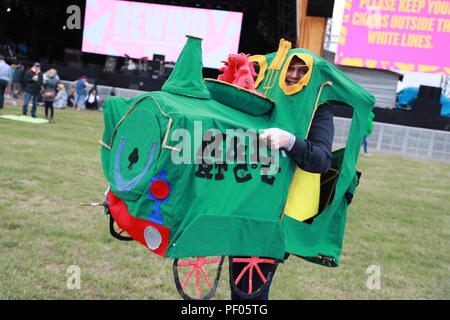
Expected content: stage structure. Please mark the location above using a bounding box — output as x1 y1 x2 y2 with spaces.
82 0 243 69
296 0 335 56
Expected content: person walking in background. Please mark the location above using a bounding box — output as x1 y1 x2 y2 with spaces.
54 83 68 109
22 62 43 117
67 89 75 108
0 55 12 110
13 64 25 98
5 64 16 99
85 86 102 110
362 111 375 156
42 68 60 122
74 76 90 110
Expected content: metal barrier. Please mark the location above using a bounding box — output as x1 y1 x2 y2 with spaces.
61 80 146 101
334 117 450 163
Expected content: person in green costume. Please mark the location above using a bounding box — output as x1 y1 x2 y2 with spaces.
99 36 375 300
230 55 335 300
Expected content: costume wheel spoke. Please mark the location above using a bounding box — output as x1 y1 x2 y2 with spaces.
173 256 225 300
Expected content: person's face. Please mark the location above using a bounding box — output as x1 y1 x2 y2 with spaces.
285 58 309 86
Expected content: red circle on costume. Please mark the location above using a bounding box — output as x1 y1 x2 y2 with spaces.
150 180 170 199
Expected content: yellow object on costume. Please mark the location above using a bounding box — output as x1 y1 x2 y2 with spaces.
284 169 320 222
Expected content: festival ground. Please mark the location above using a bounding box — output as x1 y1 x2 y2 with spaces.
0 104 448 300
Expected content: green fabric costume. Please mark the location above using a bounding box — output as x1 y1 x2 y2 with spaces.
365 111 376 137
100 36 375 267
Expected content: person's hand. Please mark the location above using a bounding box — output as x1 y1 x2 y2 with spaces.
259 128 295 150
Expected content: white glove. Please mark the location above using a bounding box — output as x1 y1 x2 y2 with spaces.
259 128 295 151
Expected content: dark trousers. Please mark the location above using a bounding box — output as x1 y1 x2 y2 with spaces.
0 79 7 109
45 100 54 118
23 91 40 116
362 136 368 154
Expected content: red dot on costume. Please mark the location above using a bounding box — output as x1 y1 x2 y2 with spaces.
150 180 170 199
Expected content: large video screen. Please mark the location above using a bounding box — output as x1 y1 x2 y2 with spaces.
82 0 243 69
335 0 450 75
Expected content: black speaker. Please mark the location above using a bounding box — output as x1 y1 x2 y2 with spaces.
412 100 442 116
153 54 165 64
307 0 335 18
417 85 442 102
412 86 442 116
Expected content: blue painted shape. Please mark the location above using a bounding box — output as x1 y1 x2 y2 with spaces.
147 170 172 226
114 137 157 192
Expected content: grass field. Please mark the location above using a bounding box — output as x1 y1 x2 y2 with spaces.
0 103 449 300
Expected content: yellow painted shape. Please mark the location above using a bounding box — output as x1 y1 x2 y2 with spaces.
365 60 378 68
268 39 292 71
249 55 268 89
279 53 314 95
341 58 364 67
418 65 439 73
339 26 348 45
345 0 353 11
342 14 350 23
394 62 415 71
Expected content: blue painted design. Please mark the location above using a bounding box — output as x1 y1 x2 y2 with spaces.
147 170 171 226
114 137 157 192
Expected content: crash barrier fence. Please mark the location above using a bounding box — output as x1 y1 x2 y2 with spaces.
334 117 450 163
60 81 450 164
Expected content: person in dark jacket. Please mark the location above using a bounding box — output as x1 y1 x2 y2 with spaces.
229 56 334 300
22 62 43 117
85 87 102 110
13 64 25 98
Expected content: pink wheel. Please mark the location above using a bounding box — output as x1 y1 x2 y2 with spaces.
173 256 225 300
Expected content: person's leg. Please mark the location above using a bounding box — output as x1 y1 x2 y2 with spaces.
74 93 79 110
5 83 12 98
79 94 86 110
14 83 22 98
49 101 54 120
44 101 50 119
362 136 368 154
0 80 6 109
13 83 18 98
18 83 23 97
31 94 39 117
22 91 31 115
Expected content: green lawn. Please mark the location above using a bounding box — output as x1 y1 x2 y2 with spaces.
0 103 449 300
